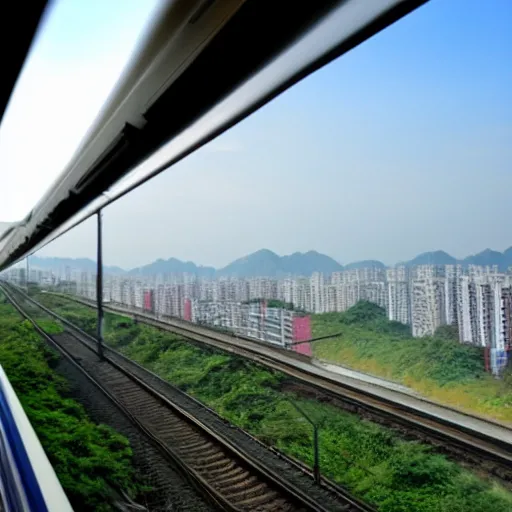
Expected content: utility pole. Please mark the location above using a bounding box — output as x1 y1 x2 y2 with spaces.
26 256 29 294
96 211 104 359
288 399 321 484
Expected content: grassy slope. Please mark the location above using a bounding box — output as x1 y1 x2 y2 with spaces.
0 296 142 511
34 292 512 512
311 302 512 424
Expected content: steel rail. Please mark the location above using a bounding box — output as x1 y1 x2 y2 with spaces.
1 283 374 512
0 284 234 511
46 291 512 472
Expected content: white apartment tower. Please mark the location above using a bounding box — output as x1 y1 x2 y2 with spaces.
310 272 325 313
457 276 476 344
411 278 445 337
387 266 411 325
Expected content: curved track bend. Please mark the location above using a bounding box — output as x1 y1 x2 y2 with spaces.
0 283 375 512
50 291 512 481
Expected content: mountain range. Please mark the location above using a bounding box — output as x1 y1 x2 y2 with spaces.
30 256 126 276
27 247 512 278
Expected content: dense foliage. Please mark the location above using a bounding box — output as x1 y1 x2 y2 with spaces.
320 301 411 336
34 293 98 336
312 301 512 422
0 297 142 511
33 293 512 512
434 324 460 342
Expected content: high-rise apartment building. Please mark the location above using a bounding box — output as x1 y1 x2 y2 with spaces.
457 275 476 344
310 272 325 314
411 278 444 337
388 282 411 325
18 259 512 375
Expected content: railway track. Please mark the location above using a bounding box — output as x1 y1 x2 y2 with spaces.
0 283 374 512
47 290 512 482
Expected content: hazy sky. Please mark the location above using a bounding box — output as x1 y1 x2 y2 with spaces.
2 0 511 269
0 0 160 221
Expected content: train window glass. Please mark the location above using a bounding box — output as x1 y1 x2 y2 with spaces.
3 1 511 511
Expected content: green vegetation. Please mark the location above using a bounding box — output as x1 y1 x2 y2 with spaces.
0 296 142 511
312 301 512 423
33 293 512 512
434 324 460 342
34 293 98 336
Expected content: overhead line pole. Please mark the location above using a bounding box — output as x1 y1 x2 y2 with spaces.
287 399 321 485
96 211 104 359
290 331 343 347
25 255 29 294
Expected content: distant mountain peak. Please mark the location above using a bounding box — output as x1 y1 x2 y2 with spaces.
217 249 342 277
480 248 500 256
344 260 386 270
129 257 215 277
405 250 457 267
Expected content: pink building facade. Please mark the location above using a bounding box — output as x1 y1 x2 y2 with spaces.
143 290 154 312
292 316 312 356
183 298 192 321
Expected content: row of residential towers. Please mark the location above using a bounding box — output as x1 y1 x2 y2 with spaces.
4 262 511 373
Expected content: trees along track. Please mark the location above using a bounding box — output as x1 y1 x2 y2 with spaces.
0 283 374 512
43 289 512 482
